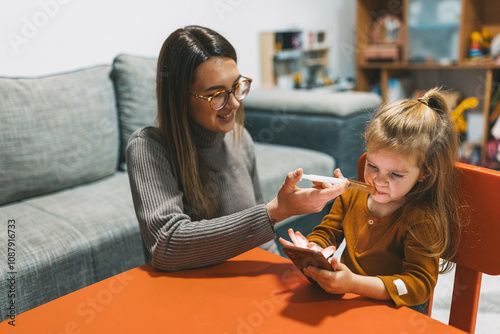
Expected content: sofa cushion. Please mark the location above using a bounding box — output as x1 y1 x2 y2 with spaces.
24 172 145 282
0 66 118 205
112 54 157 168
0 202 95 321
244 88 381 117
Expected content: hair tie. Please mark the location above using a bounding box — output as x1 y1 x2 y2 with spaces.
417 97 428 106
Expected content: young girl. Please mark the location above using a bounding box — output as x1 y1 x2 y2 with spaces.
280 88 461 313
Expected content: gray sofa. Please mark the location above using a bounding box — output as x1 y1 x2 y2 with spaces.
0 54 380 321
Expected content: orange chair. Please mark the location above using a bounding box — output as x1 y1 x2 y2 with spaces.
357 153 500 334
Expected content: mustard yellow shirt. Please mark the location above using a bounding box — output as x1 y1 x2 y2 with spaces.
307 188 439 307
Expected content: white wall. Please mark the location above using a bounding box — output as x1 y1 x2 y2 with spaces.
1 0 355 87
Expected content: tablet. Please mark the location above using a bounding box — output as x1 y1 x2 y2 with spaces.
282 244 333 283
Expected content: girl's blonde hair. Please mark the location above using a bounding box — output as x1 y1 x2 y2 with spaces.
365 88 461 272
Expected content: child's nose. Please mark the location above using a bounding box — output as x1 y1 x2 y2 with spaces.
374 174 388 185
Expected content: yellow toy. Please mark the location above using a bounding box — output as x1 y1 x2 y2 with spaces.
482 28 492 54
452 97 479 133
469 31 483 59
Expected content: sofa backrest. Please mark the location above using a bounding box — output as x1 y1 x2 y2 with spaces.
111 54 157 169
0 66 118 205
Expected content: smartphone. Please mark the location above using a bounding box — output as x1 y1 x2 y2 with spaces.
282 244 333 283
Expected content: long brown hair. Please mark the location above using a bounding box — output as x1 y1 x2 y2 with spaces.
365 88 461 273
156 25 244 218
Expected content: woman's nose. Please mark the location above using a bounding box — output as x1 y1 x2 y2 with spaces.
226 91 240 109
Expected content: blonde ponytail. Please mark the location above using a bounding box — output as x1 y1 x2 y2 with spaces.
365 88 461 272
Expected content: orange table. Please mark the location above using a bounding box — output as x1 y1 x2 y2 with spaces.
1 248 465 333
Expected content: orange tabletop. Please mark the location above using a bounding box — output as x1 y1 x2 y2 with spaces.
1 248 465 334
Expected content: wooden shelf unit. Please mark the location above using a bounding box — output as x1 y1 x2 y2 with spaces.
355 0 500 161
260 30 331 88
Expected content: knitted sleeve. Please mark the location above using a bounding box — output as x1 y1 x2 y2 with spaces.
126 128 275 272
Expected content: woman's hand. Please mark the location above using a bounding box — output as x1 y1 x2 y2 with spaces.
266 168 348 223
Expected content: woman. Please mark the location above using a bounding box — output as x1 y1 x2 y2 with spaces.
126 25 347 271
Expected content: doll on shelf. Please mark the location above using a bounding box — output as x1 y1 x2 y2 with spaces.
469 31 483 60
482 28 492 55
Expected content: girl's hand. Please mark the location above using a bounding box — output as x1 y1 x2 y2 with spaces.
303 257 355 294
279 228 336 259
304 258 391 301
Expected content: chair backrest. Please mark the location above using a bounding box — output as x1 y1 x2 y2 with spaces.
357 153 500 333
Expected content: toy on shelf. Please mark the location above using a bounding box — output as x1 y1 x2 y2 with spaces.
452 97 479 134
488 118 500 169
363 14 404 63
482 28 492 55
491 33 500 64
487 139 500 160
484 138 500 170
468 31 483 60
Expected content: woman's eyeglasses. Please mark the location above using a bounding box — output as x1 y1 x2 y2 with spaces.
191 76 252 111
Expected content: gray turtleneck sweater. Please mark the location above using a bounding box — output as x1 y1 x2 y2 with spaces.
126 122 277 271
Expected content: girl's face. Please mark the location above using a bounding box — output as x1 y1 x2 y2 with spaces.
364 149 423 208
189 57 241 134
